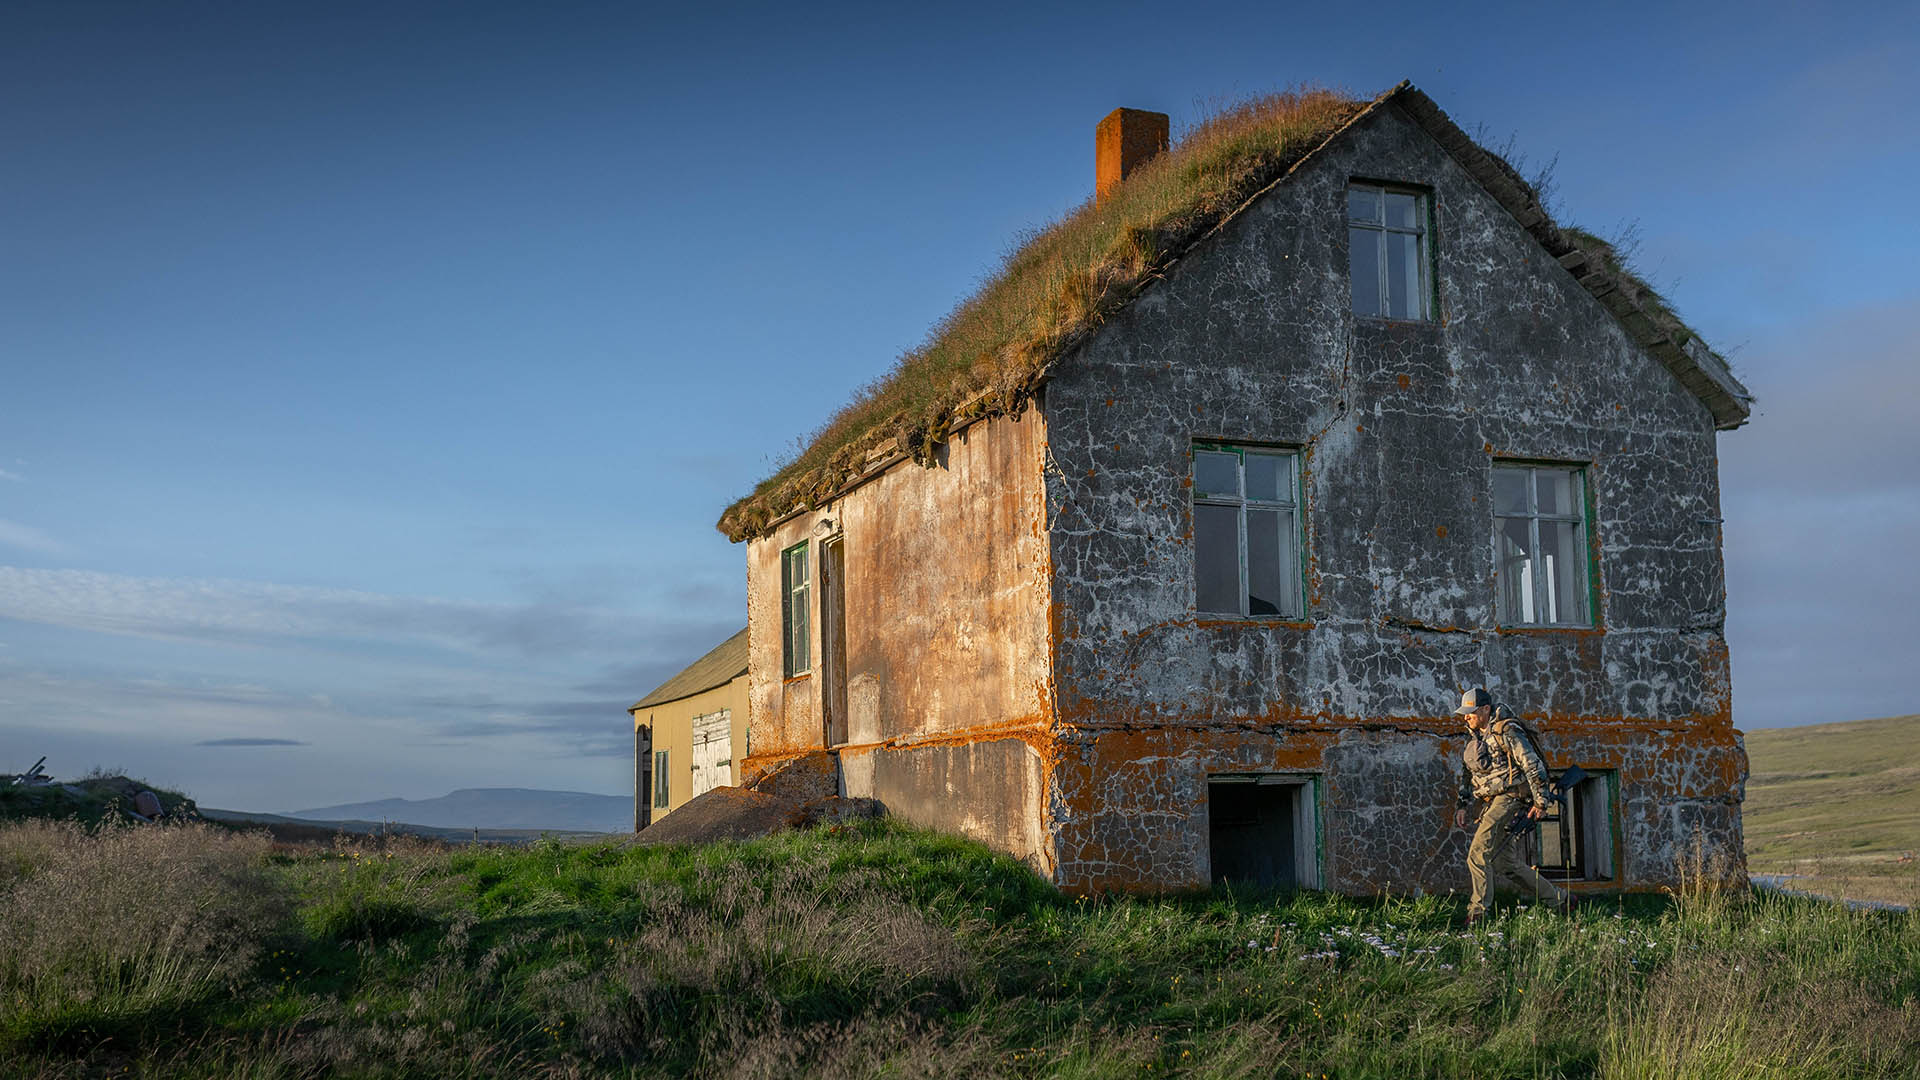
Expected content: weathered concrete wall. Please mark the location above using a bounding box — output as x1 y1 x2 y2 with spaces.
743 409 1056 868
1040 99 1744 892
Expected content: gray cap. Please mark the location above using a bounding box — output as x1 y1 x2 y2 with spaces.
1454 687 1494 715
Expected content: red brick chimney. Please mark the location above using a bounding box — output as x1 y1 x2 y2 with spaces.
1095 107 1169 206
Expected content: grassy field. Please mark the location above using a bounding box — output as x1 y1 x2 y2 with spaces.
2 818 1915 1079
1743 714 1920 906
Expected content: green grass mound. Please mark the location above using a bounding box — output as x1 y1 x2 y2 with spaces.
0 771 196 828
2 817 1915 1078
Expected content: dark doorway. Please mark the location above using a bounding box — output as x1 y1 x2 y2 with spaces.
1208 775 1319 888
821 536 848 747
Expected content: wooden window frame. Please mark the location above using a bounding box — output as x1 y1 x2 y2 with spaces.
1348 181 1434 322
781 540 811 677
1192 442 1306 619
1492 462 1595 628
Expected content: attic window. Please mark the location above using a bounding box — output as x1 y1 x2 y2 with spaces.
1348 183 1431 320
1192 444 1304 619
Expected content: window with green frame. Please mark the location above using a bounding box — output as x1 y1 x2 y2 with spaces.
781 541 811 676
1492 464 1593 627
1191 443 1305 618
652 750 670 808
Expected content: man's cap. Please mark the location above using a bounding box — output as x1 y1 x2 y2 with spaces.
1454 687 1494 715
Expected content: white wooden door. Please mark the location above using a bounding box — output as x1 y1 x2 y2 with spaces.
690 709 733 798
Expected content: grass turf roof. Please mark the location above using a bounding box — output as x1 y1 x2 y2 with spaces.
718 83 1742 542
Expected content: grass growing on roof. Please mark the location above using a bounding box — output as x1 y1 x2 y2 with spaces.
718 87 1368 541
717 85 1740 542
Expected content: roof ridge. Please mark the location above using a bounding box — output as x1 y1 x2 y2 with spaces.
717 83 1749 542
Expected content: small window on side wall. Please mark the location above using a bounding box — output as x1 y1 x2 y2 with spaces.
1348 183 1431 320
781 541 811 676
1192 443 1304 619
652 750 670 809
1492 464 1593 627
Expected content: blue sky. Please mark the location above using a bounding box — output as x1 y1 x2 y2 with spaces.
2 0 1915 811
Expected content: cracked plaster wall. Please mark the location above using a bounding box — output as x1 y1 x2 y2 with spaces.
744 409 1055 867
1040 100 1745 893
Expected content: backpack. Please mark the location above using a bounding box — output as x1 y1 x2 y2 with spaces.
1491 706 1546 762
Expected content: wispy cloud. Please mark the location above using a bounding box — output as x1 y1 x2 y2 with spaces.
0 566 716 659
0 520 63 555
197 737 308 747
0 467 22 482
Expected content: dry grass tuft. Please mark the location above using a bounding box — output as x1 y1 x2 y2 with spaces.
553 859 973 1066
717 86 1367 541
0 820 285 1036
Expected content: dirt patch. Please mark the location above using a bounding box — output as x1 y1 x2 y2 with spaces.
631 786 884 847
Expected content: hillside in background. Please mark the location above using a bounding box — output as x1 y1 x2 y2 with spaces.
1743 713 1919 906
288 787 629 833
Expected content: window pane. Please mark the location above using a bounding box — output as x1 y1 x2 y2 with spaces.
1385 231 1422 319
1492 468 1530 515
1350 227 1381 316
792 586 810 669
1536 468 1576 517
1348 186 1380 223
1385 191 1420 229
1541 519 1589 624
1195 504 1240 614
1246 509 1295 617
1245 452 1289 503
1193 450 1240 499
1495 515 1534 624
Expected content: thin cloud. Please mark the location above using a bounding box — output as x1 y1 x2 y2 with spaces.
197 737 308 747
0 468 22 482
0 520 63 555
0 566 661 658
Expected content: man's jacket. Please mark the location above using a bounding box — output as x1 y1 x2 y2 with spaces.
1458 714 1553 810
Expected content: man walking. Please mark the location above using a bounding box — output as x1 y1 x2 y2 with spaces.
1452 686 1571 924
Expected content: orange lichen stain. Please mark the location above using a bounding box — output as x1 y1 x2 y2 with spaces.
1105 398 1115 407
1355 424 1364 432
1397 374 1411 389
1434 525 1448 538
1483 442 1493 453
833 714 1055 761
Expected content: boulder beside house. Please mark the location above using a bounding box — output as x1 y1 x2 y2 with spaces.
629 628 748 830
719 82 1753 895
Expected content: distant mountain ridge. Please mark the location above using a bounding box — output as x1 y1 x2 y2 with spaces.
288 787 628 833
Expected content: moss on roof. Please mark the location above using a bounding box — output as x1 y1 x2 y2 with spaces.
717 84 1745 542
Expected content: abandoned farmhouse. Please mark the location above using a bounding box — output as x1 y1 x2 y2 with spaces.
688 82 1753 895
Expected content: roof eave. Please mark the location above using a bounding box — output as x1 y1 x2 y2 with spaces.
1387 86 1752 430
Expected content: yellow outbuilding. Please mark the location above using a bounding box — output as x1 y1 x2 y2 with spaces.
630 628 749 830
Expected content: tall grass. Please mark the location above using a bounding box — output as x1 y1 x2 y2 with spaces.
0 820 285 1046
3 817 1915 1078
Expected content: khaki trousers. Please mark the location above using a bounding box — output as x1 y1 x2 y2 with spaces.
1468 792 1568 918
